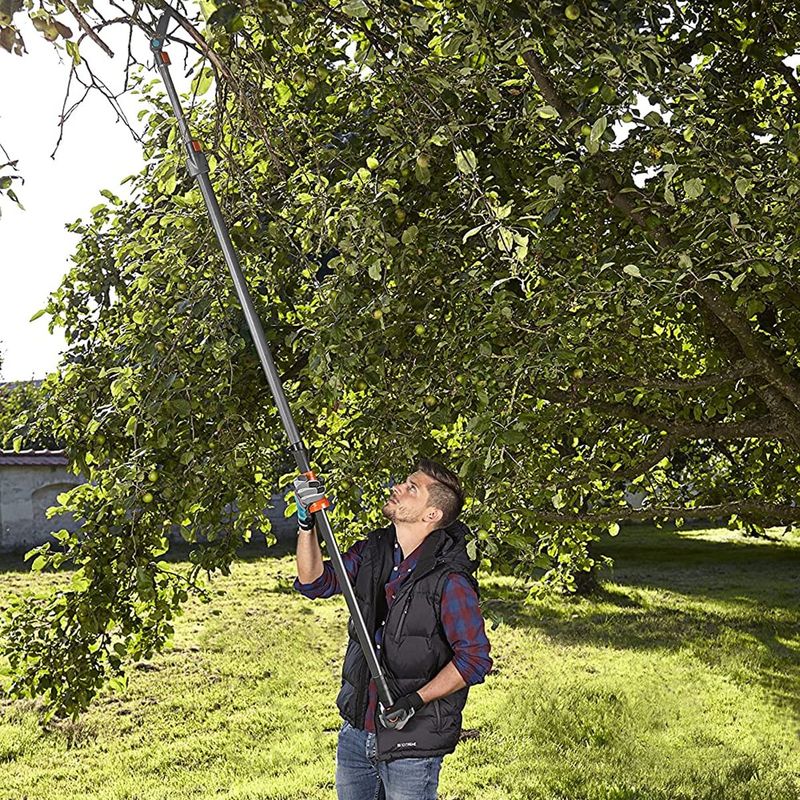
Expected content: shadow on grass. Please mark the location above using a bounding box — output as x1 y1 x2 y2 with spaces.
599 525 800 603
482 525 800 721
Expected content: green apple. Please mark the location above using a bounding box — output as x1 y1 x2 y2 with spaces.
356 379 368 391
424 394 437 408
372 309 383 320
414 324 426 336
148 470 159 483
395 208 407 223
142 493 154 504
565 4 581 20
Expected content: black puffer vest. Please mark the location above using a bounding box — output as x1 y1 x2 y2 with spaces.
336 519 480 763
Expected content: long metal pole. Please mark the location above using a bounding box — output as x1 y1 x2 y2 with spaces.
149 13 394 710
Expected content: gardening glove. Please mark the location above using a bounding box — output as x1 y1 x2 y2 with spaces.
293 474 326 532
379 692 425 730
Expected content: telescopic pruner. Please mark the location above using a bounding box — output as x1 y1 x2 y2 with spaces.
149 8 401 723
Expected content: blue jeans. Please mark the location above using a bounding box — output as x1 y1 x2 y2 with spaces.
335 720 443 800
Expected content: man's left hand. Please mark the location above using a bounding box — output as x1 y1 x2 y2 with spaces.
379 692 425 730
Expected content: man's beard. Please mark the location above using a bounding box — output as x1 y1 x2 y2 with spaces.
382 498 401 521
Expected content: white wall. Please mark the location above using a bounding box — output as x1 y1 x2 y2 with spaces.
0 464 81 551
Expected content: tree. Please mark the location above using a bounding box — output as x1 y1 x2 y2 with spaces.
0 380 62 451
1 0 799 716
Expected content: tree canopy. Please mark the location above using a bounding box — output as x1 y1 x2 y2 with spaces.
1 0 799 716
0 380 61 451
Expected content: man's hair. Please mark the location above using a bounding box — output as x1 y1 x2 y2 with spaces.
415 457 465 528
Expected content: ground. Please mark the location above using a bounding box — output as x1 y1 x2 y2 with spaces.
0 525 798 800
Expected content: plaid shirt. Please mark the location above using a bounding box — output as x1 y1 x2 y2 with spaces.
294 533 493 732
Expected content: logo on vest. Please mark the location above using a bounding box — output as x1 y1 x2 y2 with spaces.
395 741 417 749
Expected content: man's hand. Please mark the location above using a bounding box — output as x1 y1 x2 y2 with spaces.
379 691 424 730
293 474 326 531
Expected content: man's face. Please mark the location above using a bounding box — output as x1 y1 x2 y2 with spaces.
381 471 439 528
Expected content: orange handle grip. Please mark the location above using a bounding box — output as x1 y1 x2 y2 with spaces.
303 470 331 514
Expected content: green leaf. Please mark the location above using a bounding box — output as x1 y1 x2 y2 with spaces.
340 0 370 17
29 308 47 322
462 224 485 243
623 264 642 278
368 262 382 281
608 522 620 536
65 39 81 64
752 260 771 277
466 538 478 561
31 555 47 572
275 81 292 107
731 272 747 291
193 68 214 96
536 105 559 119
643 111 662 126
162 164 176 195
683 178 705 200
375 123 396 139
497 227 514 253
735 176 753 197
401 225 419 245
414 160 431 185
455 149 477 174
590 115 607 143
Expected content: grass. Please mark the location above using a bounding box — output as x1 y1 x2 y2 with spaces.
0 525 798 800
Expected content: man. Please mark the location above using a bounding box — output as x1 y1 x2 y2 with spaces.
293 458 492 800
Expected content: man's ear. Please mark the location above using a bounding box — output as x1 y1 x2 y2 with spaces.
426 507 443 524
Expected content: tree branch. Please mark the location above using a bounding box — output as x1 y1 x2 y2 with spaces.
520 50 578 122
541 388 782 441
694 281 800 411
572 360 757 391
62 0 115 57
533 501 800 525
520 45 800 418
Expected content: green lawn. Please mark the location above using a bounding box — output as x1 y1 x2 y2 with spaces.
1 525 799 800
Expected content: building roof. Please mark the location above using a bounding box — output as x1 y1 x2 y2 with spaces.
0 450 68 466
0 379 45 392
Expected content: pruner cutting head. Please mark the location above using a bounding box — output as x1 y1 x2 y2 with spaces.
150 7 173 51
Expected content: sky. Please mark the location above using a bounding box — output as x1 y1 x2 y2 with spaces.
0 21 193 382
